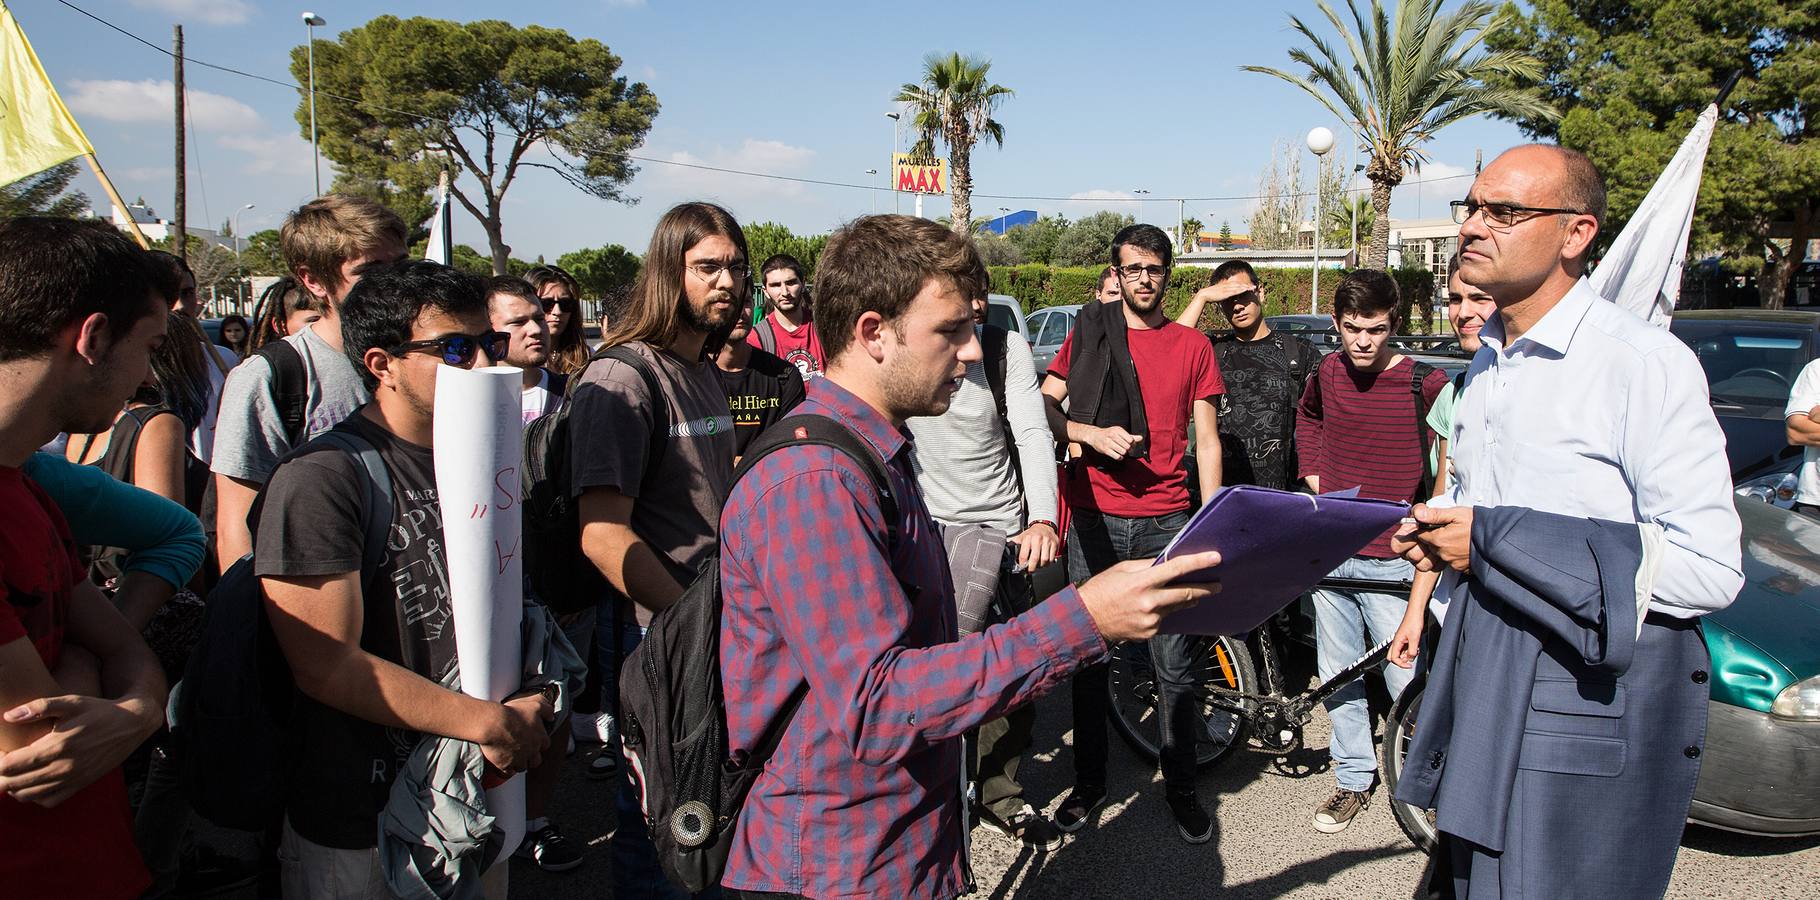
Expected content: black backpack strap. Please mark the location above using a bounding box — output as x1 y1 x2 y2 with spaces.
1409 361 1439 500
256 340 309 446
755 318 777 355
311 431 394 576
600 345 671 484
547 369 570 402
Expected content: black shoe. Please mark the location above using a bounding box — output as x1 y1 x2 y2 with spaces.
1167 789 1213 845
1053 784 1107 834
976 802 1064 852
514 822 584 873
173 844 260 897
587 749 618 780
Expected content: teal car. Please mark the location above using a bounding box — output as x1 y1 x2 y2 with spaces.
1694 499 1820 835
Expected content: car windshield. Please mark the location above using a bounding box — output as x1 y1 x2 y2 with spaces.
1670 321 1812 406
987 302 1018 334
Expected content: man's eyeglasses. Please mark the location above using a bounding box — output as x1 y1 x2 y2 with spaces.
388 331 509 367
685 261 751 282
1451 199 1584 227
1117 264 1169 281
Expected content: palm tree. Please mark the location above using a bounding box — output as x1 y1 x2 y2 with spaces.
896 53 1013 235
1243 0 1555 269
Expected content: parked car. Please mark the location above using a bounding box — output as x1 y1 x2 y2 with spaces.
1265 314 1339 352
1671 310 1820 507
985 293 1029 344
1025 303 1083 379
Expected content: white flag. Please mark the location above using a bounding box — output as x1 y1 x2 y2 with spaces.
424 171 451 265
1590 104 1718 328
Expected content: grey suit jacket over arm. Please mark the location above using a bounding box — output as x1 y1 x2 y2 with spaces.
1394 506 1643 853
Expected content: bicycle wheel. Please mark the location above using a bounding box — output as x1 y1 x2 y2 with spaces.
1380 673 1438 852
1107 634 1256 768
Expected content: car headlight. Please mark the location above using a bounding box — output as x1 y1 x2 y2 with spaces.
1771 675 1820 720
1735 472 1797 508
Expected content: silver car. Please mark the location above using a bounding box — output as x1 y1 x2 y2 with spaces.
1025 303 1083 380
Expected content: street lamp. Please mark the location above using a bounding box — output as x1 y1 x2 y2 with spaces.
886 111 901 214
302 12 326 197
1306 126 1335 313
233 202 255 311
865 169 878 214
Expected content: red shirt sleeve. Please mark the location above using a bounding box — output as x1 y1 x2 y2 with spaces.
1048 332 1074 381
0 595 26 646
1190 333 1224 400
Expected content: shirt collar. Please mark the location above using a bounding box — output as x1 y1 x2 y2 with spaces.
803 377 909 464
1480 277 1598 356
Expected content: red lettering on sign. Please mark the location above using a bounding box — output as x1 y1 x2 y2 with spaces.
495 537 519 575
928 167 944 193
897 169 918 191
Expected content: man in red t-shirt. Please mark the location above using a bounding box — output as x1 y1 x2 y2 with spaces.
0 218 175 898
1041 224 1225 845
1295 269 1448 835
748 253 825 379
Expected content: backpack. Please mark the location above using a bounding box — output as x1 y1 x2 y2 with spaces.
752 317 777 355
170 430 393 831
521 344 669 615
619 414 898 894
255 339 311 446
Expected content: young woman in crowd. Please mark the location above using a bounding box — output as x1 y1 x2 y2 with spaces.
528 264 590 373
218 314 250 355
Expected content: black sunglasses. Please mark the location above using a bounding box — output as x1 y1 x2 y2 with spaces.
388 331 509 367
539 296 577 313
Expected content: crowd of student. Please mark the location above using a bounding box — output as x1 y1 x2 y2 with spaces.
0 141 1743 900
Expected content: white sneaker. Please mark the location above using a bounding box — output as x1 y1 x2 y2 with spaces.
570 711 614 743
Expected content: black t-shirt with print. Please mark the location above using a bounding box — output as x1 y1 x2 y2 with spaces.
1211 332 1323 490
717 348 807 458
253 409 455 849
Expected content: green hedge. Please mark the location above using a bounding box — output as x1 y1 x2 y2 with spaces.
988 265 1438 333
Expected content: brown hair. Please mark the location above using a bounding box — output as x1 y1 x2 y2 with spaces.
1332 269 1402 323
603 202 749 354
279 194 408 295
815 214 979 361
525 264 588 373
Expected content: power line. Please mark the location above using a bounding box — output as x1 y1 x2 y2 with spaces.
53 0 1481 205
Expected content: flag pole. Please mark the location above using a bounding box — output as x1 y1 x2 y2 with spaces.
82 153 150 250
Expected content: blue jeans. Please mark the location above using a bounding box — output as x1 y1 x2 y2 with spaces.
1311 554 1416 792
1066 507 1200 792
602 606 717 900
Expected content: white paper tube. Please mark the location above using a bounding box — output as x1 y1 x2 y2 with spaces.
434 364 527 863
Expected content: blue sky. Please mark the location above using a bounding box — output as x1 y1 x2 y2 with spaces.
16 0 1532 260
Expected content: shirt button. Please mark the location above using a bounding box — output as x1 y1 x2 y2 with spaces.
1691 670 1709 685
1429 750 1444 770
1684 745 1701 759
908 713 917 726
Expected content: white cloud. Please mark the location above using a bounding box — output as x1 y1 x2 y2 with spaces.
125 0 252 26
646 139 817 202
67 80 261 132
218 132 315 178
1061 188 1147 217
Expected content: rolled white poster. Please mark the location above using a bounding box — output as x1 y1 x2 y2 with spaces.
434 364 528 864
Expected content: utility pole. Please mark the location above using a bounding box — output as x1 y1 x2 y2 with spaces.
173 24 186 263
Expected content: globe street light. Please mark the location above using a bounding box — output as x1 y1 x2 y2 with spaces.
1306 126 1335 313
302 12 326 196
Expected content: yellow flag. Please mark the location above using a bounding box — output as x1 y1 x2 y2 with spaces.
0 0 95 186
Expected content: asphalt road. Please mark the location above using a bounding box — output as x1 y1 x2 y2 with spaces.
516 643 1820 899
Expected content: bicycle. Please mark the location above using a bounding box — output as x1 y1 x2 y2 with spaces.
1106 575 1438 849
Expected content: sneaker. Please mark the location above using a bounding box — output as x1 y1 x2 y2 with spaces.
515 822 584 873
571 710 612 743
1313 788 1372 834
976 802 1064 852
1166 789 1213 844
1053 784 1108 834
587 749 618 780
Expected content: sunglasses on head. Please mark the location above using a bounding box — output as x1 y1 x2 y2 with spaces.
388 331 509 367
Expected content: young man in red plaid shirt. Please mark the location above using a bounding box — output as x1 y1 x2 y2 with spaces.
718 215 1223 900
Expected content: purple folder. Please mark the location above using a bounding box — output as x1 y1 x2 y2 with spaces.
1154 485 1410 635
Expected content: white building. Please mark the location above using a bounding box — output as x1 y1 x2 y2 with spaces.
101 202 238 253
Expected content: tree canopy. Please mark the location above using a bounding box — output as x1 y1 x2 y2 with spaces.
558 244 642 299
896 52 1012 235
1244 0 1554 268
1485 0 1818 307
1051 211 1135 268
0 161 90 218
291 17 659 274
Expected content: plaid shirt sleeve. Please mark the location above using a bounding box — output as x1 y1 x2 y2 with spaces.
729 449 1106 767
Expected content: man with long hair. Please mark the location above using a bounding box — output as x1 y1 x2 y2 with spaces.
571 201 743 898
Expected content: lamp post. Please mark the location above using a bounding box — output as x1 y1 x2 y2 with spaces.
865 169 878 214
302 12 325 197
1306 126 1335 313
886 111 901 215
232 202 254 311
